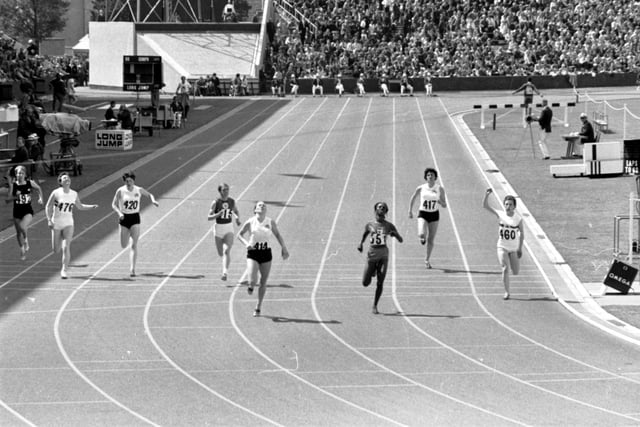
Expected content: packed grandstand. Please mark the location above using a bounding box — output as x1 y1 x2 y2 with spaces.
1 0 640 86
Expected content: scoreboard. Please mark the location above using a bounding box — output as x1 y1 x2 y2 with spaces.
122 56 163 91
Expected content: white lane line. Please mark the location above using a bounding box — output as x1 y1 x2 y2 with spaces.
224 98 411 424
0 101 275 427
384 96 640 421
442 103 640 374
306 99 524 424
143 97 403 424
0 101 271 288
48 100 307 426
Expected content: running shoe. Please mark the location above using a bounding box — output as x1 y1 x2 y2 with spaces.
372 306 379 315
247 285 254 295
425 260 432 269
503 292 510 300
253 309 260 317
60 268 68 279
130 271 136 278
420 236 426 245
20 246 26 261
24 239 29 252
221 272 228 281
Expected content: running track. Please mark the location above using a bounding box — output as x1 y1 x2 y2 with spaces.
2 95 640 426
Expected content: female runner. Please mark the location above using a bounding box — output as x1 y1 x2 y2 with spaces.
207 183 241 281
111 171 159 277
6 165 43 260
408 167 447 268
237 201 289 316
357 202 403 314
45 172 98 278
482 188 524 300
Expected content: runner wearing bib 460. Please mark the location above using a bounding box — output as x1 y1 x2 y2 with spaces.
482 189 524 301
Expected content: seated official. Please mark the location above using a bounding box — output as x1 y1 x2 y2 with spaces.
577 112 596 143
105 101 117 121
104 101 118 128
117 105 134 130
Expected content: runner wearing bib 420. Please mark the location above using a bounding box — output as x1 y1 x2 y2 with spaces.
117 184 142 229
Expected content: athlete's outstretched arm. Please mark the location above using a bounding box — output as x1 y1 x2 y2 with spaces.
482 188 499 217
408 187 420 218
140 187 159 206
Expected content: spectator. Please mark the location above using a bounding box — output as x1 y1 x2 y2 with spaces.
26 39 38 56
240 75 249 96
208 73 221 96
400 73 414 97
117 105 133 130
169 96 183 128
335 74 344 97
356 74 365 97
49 73 66 112
535 99 552 160
379 74 390 97
312 74 323 97
232 73 241 96
222 1 237 22
66 76 77 105
175 76 191 120
289 73 299 96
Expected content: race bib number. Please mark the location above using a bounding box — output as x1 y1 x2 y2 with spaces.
422 200 438 211
499 226 518 240
253 242 269 250
56 201 74 213
219 208 232 220
369 229 387 246
124 200 138 210
16 193 32 204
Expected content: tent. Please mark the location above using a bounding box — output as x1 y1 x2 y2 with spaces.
72 34 89 55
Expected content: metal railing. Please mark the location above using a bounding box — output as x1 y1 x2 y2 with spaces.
272 0 317 37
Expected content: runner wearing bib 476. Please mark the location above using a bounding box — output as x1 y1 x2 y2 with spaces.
482 188 524 300
46 172 98 279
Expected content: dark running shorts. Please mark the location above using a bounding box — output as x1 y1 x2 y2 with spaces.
418 210 440 223
247 247 273 264
13 205 34 220
119 213 141 229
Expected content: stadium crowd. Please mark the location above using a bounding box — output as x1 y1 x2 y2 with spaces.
265 0 640 80
0 34 88 86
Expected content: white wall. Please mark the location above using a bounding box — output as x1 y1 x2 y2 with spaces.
89 22 136 89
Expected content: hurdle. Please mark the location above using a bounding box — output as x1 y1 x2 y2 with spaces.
473 101 576 129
